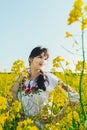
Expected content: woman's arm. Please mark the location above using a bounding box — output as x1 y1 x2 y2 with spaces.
52 82 79 124
52 100 78 124
61 83 80 104
11 81 20 100
11 73 26 100
11 74 23 100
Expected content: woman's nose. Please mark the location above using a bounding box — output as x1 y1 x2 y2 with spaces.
41 59 45 63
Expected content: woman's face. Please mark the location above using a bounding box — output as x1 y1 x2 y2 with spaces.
30 52 48 70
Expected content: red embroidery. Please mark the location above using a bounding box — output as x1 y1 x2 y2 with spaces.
25 88 31 94
61 84 67 91
31 86 38 92
24 86 38 94
22 85 26 90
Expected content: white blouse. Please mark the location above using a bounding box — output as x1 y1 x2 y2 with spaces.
18 72 79 117
18 72 58 116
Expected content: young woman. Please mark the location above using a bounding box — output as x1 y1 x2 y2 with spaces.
11 46 79 129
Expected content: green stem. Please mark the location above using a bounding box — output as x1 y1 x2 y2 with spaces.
79 28 86 120
13 117 16 130
59 62 77 127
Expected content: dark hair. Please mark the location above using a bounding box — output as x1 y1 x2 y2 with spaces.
37 70 46 91
29 46 49 91
29 46 49 60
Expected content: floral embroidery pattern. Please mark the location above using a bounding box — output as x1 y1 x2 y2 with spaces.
19 83 43 96
61 83 75 93
61 84 67 91
60 82 79 103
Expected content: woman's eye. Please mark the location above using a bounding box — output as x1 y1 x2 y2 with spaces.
38 56 47 60
38 56 42 58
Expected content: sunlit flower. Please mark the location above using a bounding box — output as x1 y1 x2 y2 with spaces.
0 96 7 110
53 56 65 62
65 32 72 38
0 125 3 130
65 61 70 65
51 67 57 73
11 59 26 74
53 63 60 68
84 5 87 12
11 100 21 112
81 18 87 30
68 8 82 25
68 17 78 25
74 0 84 8
16 118 38 130
0 113 8 126
73 111 80 122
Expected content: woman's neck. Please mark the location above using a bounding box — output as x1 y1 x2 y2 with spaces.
29 68 41 80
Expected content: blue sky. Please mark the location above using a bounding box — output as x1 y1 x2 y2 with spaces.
0 0 87 72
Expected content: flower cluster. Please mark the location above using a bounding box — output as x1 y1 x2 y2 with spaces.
16 118 38 130
68 0 87 30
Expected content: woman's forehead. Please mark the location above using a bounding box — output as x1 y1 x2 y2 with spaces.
39 52 48 57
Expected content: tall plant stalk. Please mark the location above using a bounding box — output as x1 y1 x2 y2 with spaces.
79 25 86 120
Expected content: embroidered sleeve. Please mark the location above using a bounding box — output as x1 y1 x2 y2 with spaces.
58 81 80 103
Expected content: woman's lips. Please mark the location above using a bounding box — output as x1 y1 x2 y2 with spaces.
39 63 44 66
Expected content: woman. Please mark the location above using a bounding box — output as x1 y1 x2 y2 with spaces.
11 46 79 129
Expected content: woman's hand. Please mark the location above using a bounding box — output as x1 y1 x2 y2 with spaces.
11 74 23 100
11 81 20 100
52 107 66 124
52 101 79 124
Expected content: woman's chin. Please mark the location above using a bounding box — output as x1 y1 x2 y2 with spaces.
39 66 45 70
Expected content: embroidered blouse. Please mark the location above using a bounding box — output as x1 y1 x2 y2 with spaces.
18 72 79 117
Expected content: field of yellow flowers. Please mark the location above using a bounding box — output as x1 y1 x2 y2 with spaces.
0 58 87 130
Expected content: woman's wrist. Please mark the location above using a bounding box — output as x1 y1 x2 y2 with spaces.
12 80 20 92
14 80 20 85
15 80 19 83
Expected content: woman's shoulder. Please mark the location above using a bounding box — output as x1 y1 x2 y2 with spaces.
44 72 60 87
44 72 59 88
45 72 58 80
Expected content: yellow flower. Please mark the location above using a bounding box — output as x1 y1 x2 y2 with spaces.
30 126 38 130
81 18 87 30
0 113 8 126
73 111 80 122
53 56 65 62
65 61 70 65
74 0 84 8
53 63 60 68
68 17 78 25
11 59 26 74
0 96 7 110
51 67 57 73
68 8 82 25
0 125 3 130
79 125 85 130
12 100 21 112
84 5 87 12
24 118 33 125
65 32 72 38
16 118 38 130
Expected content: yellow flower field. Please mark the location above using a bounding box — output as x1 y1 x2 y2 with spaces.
0 59 87 129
